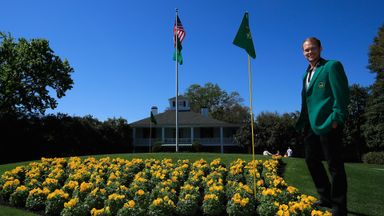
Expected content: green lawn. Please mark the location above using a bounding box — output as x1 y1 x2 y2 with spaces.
0 153 383 216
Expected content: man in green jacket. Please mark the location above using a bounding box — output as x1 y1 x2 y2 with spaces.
296 37 349 216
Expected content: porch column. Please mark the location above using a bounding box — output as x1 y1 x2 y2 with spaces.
132 128 136 153
191 127 194 143
162 128 165 142
220 127 224 153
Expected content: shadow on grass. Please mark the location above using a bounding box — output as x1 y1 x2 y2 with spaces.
347 210 371 216
277 159 287 177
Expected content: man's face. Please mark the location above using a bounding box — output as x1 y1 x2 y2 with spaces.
302 40 322 64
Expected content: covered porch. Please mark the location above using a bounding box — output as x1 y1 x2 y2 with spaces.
132 126 238 153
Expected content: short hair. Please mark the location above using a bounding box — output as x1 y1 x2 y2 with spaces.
303 37 322 48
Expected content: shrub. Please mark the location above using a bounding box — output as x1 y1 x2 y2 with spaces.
45 189 70 215
25 187 50 211
148 196 176 216
152 140 163 152
9 185 29 207
104 193 126 215
192 140 202 152
117 200 146 216
362 151 384 165
61 198 88 216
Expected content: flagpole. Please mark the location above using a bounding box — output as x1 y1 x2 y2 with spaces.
248 54 257 198
175 8 179 152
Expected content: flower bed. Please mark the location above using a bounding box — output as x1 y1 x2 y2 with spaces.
0 156 331 216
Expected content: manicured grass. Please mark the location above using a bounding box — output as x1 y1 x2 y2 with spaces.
0 205 38 216
1 153 383 216
282 157 384 216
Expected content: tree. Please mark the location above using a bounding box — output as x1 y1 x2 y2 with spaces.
0 32 74 116
343 84 369 160
233 111 299 154
184 82 248 123
254 112 298 153
233 116 253 153
362 25 384 151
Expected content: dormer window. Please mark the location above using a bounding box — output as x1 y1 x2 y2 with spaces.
168 96 190 111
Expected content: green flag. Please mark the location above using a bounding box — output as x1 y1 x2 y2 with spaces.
233 12 256 59
173 36 183 65
150 112 157 125
173 15 185 65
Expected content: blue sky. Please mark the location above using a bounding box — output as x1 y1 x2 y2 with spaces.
1 0 383 122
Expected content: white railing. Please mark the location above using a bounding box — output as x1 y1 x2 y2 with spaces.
134 138 235 146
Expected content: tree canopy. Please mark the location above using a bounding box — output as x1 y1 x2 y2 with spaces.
368 25 384 76
184 82 248 123
0 32 74 116
343 84 369 160
362 25 384 151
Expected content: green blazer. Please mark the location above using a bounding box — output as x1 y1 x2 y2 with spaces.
296 58 349 135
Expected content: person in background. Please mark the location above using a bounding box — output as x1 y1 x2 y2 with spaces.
274 150 280 156
296 37 349 216
286 147 293 157
263 149 272 156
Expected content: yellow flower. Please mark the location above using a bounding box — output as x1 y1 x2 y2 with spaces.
65 181 79 190
119 185 128 192
167 199 176 207
124 200 135 208
204 194 219 201
311 209 332 216
262 188 276 196
279 204 289 211
3 179 20 188
27 178 38 187
47 189 69 200
91 207 110 216
209 184 224 192
108 193 125 200
287 186 298 194
240 198 249 206
242 185 253 194
289 202 302 213
311 210 323 216
210 159 222 167
277 209 290 216
15 185 27 192
136 189 145 196
64 198 78 208
80 182 94 193
181 184 194 191
109 172 117 180
153 198 163 206
43 178 59 186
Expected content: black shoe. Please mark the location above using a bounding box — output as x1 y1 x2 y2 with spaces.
314 200 332 208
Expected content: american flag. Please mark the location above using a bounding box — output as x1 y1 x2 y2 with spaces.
174 15 185 47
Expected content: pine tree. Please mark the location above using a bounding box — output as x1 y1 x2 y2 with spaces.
362 25 384 151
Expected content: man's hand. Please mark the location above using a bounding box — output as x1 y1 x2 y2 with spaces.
332 122 338 129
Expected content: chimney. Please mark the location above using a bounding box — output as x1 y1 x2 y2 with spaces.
200 107 208 117
151 106 158 115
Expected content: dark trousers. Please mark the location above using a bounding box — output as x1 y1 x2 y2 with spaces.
304 127 347 216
